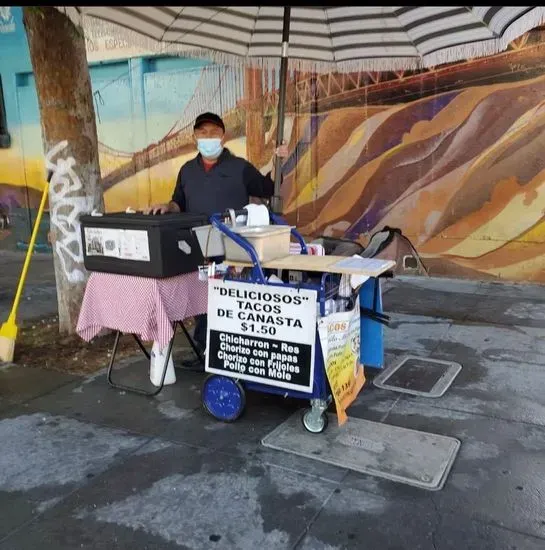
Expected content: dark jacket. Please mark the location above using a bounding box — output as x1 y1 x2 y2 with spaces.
171 149 277 216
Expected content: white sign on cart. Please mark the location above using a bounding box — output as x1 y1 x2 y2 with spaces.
206 279 317 392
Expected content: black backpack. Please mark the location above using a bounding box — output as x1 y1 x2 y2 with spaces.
313 226 428 275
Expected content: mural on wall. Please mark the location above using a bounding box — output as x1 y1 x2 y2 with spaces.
1 12 545 283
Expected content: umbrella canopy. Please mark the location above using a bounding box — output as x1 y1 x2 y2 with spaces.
60 6 545 72
57 6 545 213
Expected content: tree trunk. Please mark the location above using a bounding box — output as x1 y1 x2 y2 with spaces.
23 7 103 334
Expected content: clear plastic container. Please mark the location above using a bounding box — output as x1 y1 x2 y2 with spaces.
193 224 226 258
223 225 292 263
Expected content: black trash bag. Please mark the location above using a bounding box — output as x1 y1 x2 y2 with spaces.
311 236 364 257
313 226 429 276
361 226 429 276
360 226 400 258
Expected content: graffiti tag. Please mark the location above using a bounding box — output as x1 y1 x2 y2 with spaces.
45 140 93 284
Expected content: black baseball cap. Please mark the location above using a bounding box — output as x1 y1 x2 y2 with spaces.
194 112 225 133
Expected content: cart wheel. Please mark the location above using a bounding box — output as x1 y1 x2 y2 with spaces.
202 375 246 422
301 408 329 434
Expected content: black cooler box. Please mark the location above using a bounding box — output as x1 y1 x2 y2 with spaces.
80 212 208 278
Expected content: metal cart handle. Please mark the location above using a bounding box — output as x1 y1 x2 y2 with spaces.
210 208 309 284
269 211 308 255
218 209 251 219
210 212 267 284
217 208 307 255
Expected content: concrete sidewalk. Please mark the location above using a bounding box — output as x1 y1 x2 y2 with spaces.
1 272 544 549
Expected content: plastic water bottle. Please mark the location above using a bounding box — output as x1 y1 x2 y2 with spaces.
324 299 337 316
336 274 352 312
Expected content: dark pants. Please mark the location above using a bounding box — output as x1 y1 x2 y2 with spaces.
193 314 207 351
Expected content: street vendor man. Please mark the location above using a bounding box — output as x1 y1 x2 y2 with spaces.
145 111 288 359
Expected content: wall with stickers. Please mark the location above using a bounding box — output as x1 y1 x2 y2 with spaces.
2 6 545 283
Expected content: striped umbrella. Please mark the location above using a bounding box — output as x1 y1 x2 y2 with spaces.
58 6 545 212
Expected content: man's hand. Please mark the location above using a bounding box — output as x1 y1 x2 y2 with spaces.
274 140 289 159
271 140 289 181
143 203 172 215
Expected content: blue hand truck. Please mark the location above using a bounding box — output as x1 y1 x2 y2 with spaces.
200 210 389 434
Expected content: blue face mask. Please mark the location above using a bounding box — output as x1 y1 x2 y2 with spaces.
197 138 223 160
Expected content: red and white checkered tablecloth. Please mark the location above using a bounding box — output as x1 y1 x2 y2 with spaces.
76 271 208 349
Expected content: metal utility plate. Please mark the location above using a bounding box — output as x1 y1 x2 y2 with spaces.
262 412 460 491
373 355 462 398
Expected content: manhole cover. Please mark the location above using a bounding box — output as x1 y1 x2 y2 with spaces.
262 412 460 491
373 355 462 398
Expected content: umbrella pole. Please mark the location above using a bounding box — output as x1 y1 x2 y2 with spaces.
270 6 291 215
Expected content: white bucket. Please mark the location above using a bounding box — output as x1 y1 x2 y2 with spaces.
150 341 176 386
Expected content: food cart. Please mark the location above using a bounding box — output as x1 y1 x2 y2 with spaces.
77 208 393 429
200 211 394 433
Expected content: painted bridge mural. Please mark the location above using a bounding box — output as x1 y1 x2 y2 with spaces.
1 7 545 283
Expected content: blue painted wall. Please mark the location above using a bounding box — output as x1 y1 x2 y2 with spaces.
0 7 216 250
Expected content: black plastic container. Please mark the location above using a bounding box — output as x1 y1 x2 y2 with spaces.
80 212 208 278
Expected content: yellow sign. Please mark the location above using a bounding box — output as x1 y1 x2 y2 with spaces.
318 304 365 426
